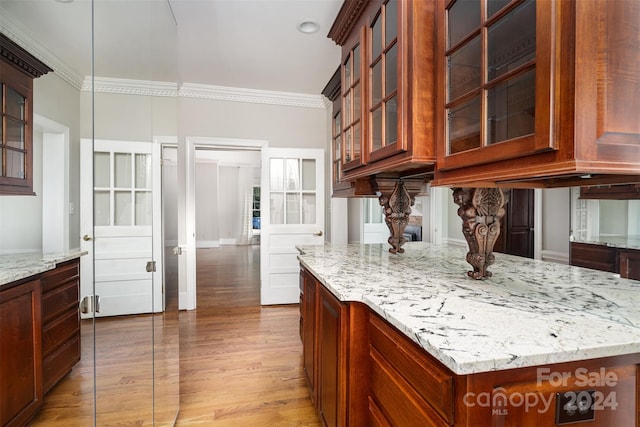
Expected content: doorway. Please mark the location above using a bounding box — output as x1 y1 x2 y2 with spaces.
494 189 535 258
193 146 262 309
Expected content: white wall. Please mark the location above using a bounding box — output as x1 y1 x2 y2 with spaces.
541 188 570 263
195 162 220 246
192 150 260 247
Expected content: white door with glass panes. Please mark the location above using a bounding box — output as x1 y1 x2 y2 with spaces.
80 139 162 317
261 148 324 305
363 198 388 244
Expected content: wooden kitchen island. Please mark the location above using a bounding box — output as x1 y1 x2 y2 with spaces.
297 242 640 427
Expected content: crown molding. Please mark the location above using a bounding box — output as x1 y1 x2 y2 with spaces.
179 83 327 109
81 76 178 97
0 9 84 89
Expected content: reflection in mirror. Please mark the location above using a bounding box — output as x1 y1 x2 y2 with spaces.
0 0 179 424
570 187 640 246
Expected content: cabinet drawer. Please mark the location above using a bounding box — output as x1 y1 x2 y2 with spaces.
43 334 80 394
570 242 617 273
42 307 79 357
42 279 79 323
369 347 450 427
41 260 79 293
369 314 454 424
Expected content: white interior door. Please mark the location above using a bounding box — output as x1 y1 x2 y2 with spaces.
80 139 162 318
261 148 325 305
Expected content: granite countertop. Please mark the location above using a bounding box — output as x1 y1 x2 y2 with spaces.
572 235 640 250
0 251 86 287
297 242 640 376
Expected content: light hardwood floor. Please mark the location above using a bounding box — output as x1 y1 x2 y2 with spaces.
28 245 319 426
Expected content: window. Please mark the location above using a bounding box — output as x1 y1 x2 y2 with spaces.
252 186 261 230
0 34 52 195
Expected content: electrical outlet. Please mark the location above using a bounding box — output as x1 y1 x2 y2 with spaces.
555 390 595 424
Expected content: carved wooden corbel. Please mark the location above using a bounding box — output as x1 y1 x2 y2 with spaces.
378 181 413 254
452 188 506 279
372 176 428 254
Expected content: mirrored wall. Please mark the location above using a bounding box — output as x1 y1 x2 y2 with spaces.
0 0 179 424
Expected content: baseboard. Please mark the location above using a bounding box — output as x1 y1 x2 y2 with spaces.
220 238 237 246
445 238 467 248
196 240 220 248
541 250 569 265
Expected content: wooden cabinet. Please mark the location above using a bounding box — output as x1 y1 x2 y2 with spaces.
570 242 640 280
0 258 81 426
368 312 454 427
41 259 81 394
0 33 52 195
300 265 640 426
300 269 368 427
317 285 345 427
300 268 318 404
433 0 640 188
570 242 617 273
328 0 437 194
618 250 640 281
0 279 42 427
455 354 639 426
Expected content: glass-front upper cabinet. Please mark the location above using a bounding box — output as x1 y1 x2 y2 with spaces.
328 0 437 182
434 0 640 188
438 0 553 171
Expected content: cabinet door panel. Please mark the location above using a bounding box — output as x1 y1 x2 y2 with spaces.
0 279 42 426
318 295 341 427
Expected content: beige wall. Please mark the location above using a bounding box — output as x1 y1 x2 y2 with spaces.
178 97 328 149
0 73 81 252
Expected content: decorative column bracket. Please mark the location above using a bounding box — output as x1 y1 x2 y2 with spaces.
372 176 428 254
452 188 506 279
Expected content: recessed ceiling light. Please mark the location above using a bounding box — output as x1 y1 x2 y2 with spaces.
297 20 320 34
54 0 74 3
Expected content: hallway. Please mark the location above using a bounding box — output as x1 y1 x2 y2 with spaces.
28 245 318 426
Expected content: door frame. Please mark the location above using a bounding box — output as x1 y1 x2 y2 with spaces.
35 114 70 254
179 137 268 310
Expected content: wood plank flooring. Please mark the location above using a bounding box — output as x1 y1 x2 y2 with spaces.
28 245 319 426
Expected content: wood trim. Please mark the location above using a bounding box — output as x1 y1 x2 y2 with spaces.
0 33 52 78
328 0 370 46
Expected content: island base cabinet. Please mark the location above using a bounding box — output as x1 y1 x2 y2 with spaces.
0 279 42 427
299 265 640 427
456 355 639 427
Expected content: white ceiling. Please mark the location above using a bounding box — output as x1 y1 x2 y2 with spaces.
0 0 343 95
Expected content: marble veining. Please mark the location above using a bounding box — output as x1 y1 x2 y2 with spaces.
297 242 640 375
0 251 86 287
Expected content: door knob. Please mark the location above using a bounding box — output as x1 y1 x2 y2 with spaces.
83 234 93 241
313 231 323 237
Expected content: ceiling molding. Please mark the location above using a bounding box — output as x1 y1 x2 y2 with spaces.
179 83 327 109
0 9 84 89
81 76 178 97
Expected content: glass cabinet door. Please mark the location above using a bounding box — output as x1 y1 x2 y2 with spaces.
368 0 400 161
342 38 363 172
442 0 554 169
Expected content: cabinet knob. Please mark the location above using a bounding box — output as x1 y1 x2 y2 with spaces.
82 234 93 241
313 231 323 237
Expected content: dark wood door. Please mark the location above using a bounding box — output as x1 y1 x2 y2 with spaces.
495 189 534 258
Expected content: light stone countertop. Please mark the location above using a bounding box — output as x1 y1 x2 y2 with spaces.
297 242 640 375
0 251 86 287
